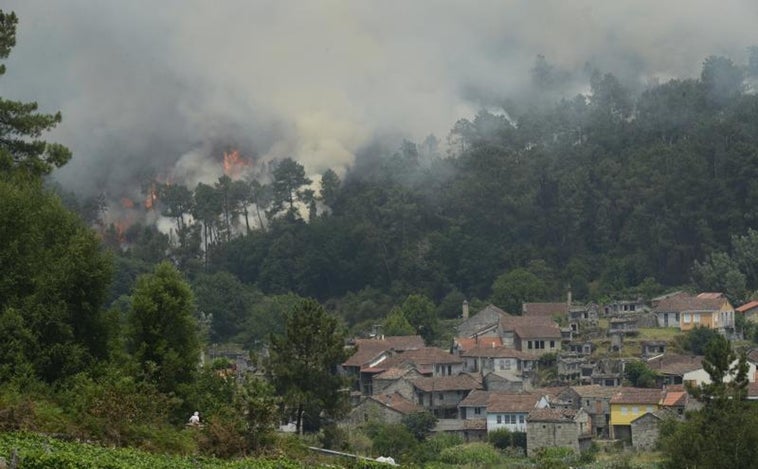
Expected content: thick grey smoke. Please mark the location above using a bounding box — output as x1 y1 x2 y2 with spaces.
3 0 758 200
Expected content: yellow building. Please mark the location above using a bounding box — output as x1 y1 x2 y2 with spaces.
609 387 663 440
654 292 734 332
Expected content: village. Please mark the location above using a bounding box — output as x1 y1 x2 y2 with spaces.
336 291 758 456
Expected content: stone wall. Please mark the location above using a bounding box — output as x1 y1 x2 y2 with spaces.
631 413 661 451
526 421 580 456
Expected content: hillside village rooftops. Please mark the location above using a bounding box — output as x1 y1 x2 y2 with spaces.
454 336 502 351
343 335 425 368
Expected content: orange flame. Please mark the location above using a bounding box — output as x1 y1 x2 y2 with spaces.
223 149 251 179
144 183 158 209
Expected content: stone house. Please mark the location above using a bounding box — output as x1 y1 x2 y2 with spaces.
526 408 592 456
603 299 647 316
641 340 667 358
630 411 663 451
412 374 482 418
371 366 423 400
342 335 424 395
348 392 424 425
558 385 615 438
484 370 527 392
608 317 639 335
457 389 490 420
457 304 510 338
460 345 538 378
500 316 563 355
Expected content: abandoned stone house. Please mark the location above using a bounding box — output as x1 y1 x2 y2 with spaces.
526 408 592 456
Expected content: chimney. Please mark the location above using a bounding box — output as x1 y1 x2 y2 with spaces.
567 288 572 307
462 300 469 319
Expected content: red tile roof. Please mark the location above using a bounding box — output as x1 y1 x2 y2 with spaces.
661 390 687 407
500 316 562 339
737 301 758 313
569 385 616 399
454 336 502 352
343 335 425 368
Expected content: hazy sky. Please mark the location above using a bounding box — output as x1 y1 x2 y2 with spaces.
4 1 758 198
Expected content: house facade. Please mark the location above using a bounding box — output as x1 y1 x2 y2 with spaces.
412 374 482 418
526 408 592 456
485 392 546 433
609 388 663 441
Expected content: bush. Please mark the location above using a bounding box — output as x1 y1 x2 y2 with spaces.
439 442 501 465
488 427 511 449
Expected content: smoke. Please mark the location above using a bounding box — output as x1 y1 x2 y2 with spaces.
3 0 758 199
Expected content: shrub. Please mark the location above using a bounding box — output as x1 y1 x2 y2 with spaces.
439 442 501 465
488 427 512 449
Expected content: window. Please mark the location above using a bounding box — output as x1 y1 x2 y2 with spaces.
497 415 502 424
438 393 444 401
630 304 636 311
693 313 700 323
586 400 591 407
503 359 511 370
474 407 481 415
519 415 525 424
550 340 555 348
632 406 639 414
527 341 533 350
621 406 628 415
683 313 691 324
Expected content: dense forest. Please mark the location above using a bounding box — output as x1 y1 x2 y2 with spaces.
77 50 758 346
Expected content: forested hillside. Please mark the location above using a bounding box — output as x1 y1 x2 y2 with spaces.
95 52 758 344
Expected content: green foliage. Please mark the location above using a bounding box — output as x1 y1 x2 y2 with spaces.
624 360 659 388
382 307 415 336
401 411 437 441
398 294 439 342
488 427 512 449
0 177 112 383
267 298 349 433
680 326 721 355
365 422 416 461
439 442 500 465
269 158 312 219
0 10 71 176
491 268 547 314
128 262 201 396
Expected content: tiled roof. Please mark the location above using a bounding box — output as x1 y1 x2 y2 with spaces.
369 392 423 415
522 302 569 317
373 366 415 380
737 300 758 313
343 335 425 368
647 354 704 375
458 389 491 407
653 294 728 313
697 292 725 300
343 342 390 367
487 392 541 413
610 387 664 405
454 336 502 351
461 345 538 360
661 390 687 407
412 374 482 392
534 386 570 401
500 316 562 339
570 385 616 399
528 408 579 422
